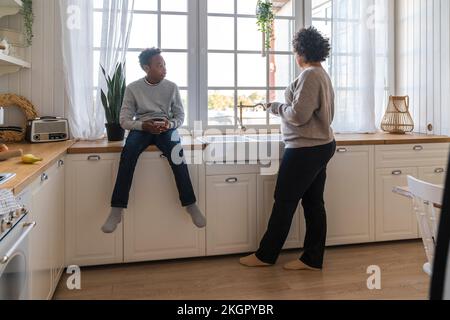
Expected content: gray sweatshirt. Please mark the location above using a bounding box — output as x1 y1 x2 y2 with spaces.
269 66 335 148
120 78 185 131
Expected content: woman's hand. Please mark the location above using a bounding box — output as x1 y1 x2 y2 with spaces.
265 103 273 111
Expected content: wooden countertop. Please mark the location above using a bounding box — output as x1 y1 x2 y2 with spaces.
0 140 76 195
67 132 450 154
67 136 206 154
334 132 450 145
0 133 448 195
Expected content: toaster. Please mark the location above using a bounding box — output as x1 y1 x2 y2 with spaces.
26 117 70 143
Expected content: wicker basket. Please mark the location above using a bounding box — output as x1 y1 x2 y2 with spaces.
0 94 38 143
381 96 414 134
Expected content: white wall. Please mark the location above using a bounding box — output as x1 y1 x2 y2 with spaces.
0 0 66 127
396 0 450 136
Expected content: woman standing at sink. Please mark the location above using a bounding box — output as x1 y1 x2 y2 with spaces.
240 27 336 271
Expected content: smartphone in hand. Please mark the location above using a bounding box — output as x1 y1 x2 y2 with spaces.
152 118 168 127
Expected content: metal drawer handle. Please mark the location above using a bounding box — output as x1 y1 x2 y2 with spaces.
392 170 403 176
337 148 348 153
413 145 424 151
58 159 65 167
88 155 101 161
435 168 445 173
41 173 49 182
1 222 36 265
226 177 238 184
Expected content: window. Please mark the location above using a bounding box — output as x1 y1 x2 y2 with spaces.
92 0 303 129
308 0 394 133
310 0 332 74
93 0 191 126
201 0 299 128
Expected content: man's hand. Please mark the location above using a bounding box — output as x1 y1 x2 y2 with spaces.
157 119 171 133
142 119 170 135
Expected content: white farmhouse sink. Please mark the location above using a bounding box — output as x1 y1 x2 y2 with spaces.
198 134 284 163
197 135 251 144
245 134 284 142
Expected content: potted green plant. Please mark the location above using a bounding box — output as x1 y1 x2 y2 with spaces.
100 62 126 141
256 0 275 57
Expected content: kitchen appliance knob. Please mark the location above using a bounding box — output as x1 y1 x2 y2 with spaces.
1 219 12 232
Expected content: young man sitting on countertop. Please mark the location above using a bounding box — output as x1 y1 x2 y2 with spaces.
102 47 206 233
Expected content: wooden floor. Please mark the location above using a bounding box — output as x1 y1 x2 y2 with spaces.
54 240 430 300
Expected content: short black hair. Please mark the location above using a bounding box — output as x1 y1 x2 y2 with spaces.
139 47 162 68
292 27 331 63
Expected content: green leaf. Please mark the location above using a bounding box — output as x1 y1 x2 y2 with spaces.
101 62 126 124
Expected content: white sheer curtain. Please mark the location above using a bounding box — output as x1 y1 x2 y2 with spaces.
331 0 390 133
59 0 100 139
96 0 134 116
59 0 134 140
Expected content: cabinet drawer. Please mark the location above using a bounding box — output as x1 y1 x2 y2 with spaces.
375 143 450 168
206 164 262 176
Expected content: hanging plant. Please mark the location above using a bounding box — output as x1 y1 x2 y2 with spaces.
20 0 34 46
256 0 275 55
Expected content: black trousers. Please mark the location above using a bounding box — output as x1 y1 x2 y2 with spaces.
256 140 336 269
111 129 197 209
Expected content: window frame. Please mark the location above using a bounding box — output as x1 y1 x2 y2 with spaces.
198 0 306 130
93 0 196 128
304 0 396 99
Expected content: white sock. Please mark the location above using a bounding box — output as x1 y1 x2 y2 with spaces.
101 207 124 233
186 204 206 228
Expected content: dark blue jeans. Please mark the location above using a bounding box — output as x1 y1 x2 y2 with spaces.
111 129 197 208
256 140 337 269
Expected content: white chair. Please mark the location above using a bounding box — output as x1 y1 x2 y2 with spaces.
407 176 445 276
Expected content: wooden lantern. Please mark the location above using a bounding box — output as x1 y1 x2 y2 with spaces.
381 96 414 134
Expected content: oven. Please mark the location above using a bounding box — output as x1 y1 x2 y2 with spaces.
0 189 35 300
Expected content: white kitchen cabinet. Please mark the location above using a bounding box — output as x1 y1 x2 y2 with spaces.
29 158 65 300
124 152 205 262
418 165 447 186
325 146 375 245
375 167 419 241
65 154 123 267
52 158 66 289
374 143 449 242
29 173 53 300
257 174 302 249
206 174 257 256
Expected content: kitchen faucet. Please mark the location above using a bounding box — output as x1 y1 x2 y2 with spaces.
236 102 267 132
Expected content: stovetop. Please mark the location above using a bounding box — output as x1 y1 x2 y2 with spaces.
0 189 25 242
0 173 16 186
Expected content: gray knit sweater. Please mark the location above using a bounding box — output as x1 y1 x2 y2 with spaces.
269 66 335 148
120 78 184 131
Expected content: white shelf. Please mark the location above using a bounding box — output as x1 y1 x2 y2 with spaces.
0 52 30 76
0 0 23 19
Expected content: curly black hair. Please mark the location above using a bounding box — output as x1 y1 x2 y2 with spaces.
292 27 331 63
139 47 162 68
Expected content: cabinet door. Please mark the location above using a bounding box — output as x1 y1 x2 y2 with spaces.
52 158 66 287
65 154 123 267
206 174 257 256
418 165 447 186
124 153 205 262
375 167 419 241
29 170 55 300
257 175 302 249
325 146 375 246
